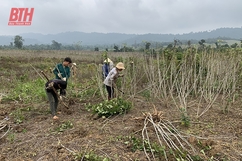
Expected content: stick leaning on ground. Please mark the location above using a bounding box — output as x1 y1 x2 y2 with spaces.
40 71 69 109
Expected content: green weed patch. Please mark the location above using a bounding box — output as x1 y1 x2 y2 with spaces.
3 78 46 103
86 98 132 117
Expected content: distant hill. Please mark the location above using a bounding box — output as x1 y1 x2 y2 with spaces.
0 27 242 46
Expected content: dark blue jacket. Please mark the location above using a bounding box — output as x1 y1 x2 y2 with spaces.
102 63 111 78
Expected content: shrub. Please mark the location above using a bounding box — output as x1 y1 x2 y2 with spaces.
86 98 132 117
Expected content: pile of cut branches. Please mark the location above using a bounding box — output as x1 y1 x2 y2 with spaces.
136 105 199 160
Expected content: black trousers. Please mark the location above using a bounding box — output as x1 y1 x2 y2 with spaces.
106 85 114 99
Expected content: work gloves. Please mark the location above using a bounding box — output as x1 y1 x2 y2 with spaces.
46 82 54 89
57 73 66 81
49 82 54 87
59 89 66 101
57 73 62 78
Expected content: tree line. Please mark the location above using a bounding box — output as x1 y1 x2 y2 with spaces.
1 35 242 52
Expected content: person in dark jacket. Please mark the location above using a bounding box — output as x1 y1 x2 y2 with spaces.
53 57 72 82
102 58 114 79
53 57 72 97
45 79 67 120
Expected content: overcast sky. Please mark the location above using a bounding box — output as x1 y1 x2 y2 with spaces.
1 0 242 36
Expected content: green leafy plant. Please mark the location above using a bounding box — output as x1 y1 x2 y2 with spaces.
124 136 166 158
54 120 73 133
180 107 190 127
7 132 15 143
86 98 132 117
10 108 25 124
197 140 212 156
22 129 27 133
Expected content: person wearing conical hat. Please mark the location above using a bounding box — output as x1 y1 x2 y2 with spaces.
102 58 114 79
71 62 77 77
103 62 125 100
